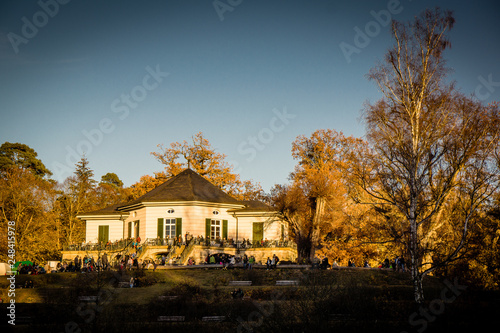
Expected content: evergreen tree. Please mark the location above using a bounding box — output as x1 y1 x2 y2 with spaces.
0 141 52 178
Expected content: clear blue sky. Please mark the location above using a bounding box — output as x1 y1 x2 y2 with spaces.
1 0 499 192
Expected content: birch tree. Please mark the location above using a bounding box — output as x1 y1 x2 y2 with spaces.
359 8 500 302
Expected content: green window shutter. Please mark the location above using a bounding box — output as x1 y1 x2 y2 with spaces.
99 225 109 244
157 218 164 238
252 222 264 242
127 222 132 238
176 218 182 237
206 218 211 238
223 220 228 239
98 226 103 243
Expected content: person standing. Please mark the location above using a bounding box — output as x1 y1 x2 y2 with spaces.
248 256 255 269
243 254 248 269
321 256 330 270
394 256 399 271
266 257 272 269
102 252 108 270
74 255 81 271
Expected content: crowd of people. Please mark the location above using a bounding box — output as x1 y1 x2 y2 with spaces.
380 256 406 271
265 254 280 269
146 233 294 249
16 263 46 275
203 252 257 269
14 253 114 275
311 256 331 270
16 233 409 278
13 254 409 273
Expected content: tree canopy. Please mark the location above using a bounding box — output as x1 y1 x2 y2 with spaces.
271 129 369 261
0 142 52 178
151 132 263 201
101 172 124 188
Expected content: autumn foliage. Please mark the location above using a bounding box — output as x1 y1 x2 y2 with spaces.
151 132 263 201
0 9 499 299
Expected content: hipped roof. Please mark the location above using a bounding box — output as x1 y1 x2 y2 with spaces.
81 169 252 216
119 168 240 209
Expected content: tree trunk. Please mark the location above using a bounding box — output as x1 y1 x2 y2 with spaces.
310 196 325 260
409 170 425 303
410 226 424 303
412 269 425 304
409 216 425 303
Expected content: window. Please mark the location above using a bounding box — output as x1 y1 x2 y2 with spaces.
134 220 140 238
212 210 219 215
167 208 175 214
165 218 176 238
127 221 140 238
211 219 221 239
158 218 182 239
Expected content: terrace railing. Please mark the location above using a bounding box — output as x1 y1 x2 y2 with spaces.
62 239 135 253
63 238 296 258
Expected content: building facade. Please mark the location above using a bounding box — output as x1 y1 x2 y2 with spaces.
76 169 295 263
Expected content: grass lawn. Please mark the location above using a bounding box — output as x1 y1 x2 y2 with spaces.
1 266 498 332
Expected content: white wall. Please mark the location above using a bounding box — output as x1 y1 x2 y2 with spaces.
86 203 285 243
85 219 124 243
144 204 237 240
236 216 283 241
